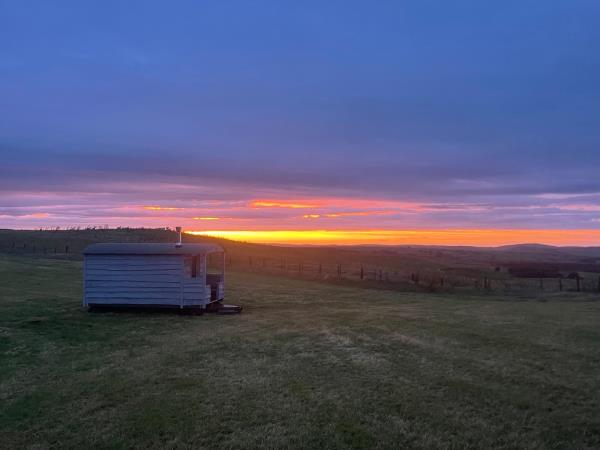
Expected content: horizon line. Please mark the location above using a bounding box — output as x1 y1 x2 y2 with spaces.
185 229 600 247
5 227 600 247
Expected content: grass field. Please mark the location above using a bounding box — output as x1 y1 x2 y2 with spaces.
1 254 599 448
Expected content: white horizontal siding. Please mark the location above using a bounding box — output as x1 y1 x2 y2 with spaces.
86 290 182 298
86 280 180 288
84 254 214 308
183 290 210 303
87 297 204 306
86 270 179 276
183 279 206 284
87 298 182 306
86 255 181 264
182 265 209 304
87 264 181 272
183 298 205 306
85 254 195 307
86 274 181 281
183 282 205 289
183 277 209 303
86 287 180 295
85 274 181 282
86 290 181 304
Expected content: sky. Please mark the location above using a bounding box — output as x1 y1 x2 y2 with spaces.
2 1 600 245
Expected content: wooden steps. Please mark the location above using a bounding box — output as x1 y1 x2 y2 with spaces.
206 302 243 314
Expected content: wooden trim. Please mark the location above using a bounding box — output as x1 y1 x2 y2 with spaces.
192 256 198 278
180 256 184 308
83 255 87 307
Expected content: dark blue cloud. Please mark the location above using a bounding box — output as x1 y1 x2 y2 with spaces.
1 1 600 228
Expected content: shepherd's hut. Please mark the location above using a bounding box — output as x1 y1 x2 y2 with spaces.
83 241 226 312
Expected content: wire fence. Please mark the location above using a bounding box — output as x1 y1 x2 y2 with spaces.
223 255 600 294
4 241 600 294
3 242 75 257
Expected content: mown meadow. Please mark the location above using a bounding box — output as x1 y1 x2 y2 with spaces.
1 254 599 448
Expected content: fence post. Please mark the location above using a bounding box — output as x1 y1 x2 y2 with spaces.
559 278 563 291
318 263 322 275
248 256 252 266
597 276 600 293
360 266 364 280
65 245 69 254
337 264 342 279
576 276 581 292
539 278 544 290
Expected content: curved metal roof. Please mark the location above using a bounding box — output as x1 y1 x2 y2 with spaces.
84 242 223 255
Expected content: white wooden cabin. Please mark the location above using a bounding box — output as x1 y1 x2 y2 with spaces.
83 243 225 311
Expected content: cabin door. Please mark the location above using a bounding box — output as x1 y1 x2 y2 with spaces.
206 252 225 302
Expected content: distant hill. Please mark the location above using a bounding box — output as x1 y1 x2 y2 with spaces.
2 229 600 286
496 243 557 250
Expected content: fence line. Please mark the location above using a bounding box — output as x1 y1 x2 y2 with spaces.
5 242 600 294
218 254 600 294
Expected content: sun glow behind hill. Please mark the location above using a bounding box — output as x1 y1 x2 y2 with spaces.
186 229 600 246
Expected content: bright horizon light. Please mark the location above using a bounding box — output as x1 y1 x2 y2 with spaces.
186 229 600 246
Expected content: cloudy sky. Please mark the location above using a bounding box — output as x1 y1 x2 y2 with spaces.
2 1 600 244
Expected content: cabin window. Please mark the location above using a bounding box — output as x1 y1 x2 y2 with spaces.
184 256 201 278
191 256 198 278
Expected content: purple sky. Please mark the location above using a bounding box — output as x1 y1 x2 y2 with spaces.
1 1 600 233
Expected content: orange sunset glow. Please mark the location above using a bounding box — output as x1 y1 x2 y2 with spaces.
143 206 181 211
186 229 600 246
302 210 392 219
109 197 600 246
249 200 320 209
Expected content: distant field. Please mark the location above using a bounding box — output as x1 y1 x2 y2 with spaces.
1 254 599 448
3 228 600 294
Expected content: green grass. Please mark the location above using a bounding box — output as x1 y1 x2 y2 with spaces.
1 254 599 449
